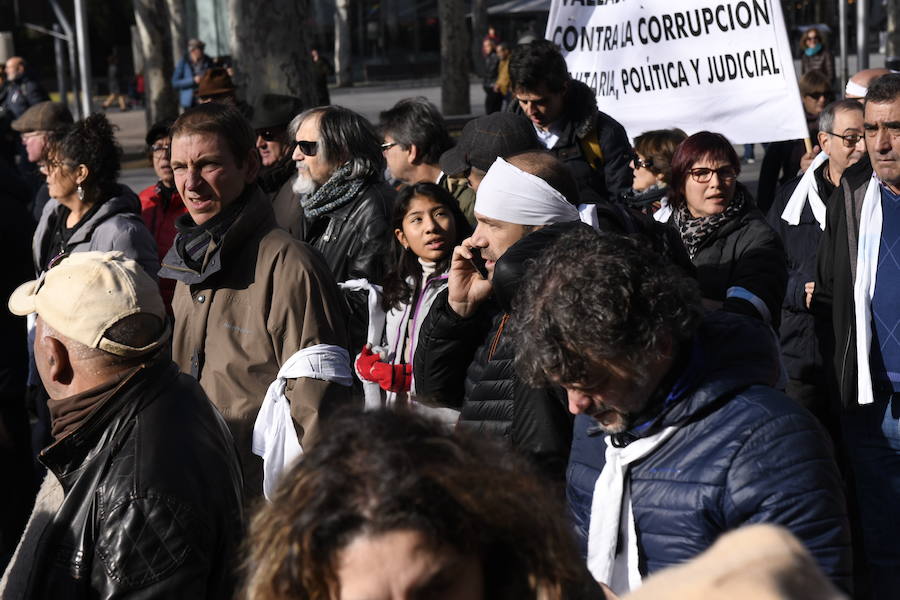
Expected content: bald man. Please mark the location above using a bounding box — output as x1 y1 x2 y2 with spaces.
2 57 48 120
845 68 894 100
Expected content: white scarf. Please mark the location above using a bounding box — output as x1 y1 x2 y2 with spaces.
587 425 680 594
653 198 672 223
339 279 386 410
853 174 885 406
252 344 353 499
476 157 581 225
781 151 830 230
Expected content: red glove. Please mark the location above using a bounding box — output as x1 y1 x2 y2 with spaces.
355 345 381 383
370 362 412 393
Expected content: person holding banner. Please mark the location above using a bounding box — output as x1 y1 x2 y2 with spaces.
813 73 900 598
767 100 864 425
508 40 633 204
667 131 786 328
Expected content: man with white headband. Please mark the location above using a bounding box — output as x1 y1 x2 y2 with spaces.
844 68 894 100
413 152 583 480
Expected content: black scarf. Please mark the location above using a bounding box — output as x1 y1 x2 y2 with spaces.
673 190 746 259
174 197 247 273
257 153 296 194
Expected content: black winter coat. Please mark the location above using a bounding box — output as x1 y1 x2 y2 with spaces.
28 358 244 599
670 191 787 328
812 156 873 408
767 163 835 384
511 80 633 203
295 177 395 350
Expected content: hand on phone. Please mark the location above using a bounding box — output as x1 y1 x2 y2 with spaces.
448 240 494 318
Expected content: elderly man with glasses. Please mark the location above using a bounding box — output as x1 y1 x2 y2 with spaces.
290 105 395 352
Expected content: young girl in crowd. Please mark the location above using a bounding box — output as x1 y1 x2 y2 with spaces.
354 182 471 419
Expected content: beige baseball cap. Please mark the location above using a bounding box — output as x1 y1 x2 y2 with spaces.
8 251 169 357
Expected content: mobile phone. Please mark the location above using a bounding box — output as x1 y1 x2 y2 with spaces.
467 247 489 279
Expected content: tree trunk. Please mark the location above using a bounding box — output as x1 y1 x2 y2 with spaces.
334 0 352 86
133 0 178 127
887 0 900 70
165 0 187 64
471 0 488 76
227 0 317 107
440 0 470 115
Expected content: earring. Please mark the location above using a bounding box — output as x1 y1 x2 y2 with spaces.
77 184 84 201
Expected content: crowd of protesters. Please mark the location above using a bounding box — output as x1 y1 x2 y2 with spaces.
0 31 898 600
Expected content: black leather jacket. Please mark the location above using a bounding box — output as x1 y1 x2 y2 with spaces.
297 176 395 350
28 358 244 599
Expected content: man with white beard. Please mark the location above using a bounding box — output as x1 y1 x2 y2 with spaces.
289 106 395 350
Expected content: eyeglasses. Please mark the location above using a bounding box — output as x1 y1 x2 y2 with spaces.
296 140 319 156
805 35 820 42
256 129 284 142
688 167 738 183
630 154 654 169
805 91 833 101
151 144 170 155
826 131 863 147
381 141 399 151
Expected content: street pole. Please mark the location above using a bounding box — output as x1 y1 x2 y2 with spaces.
74 0 93 116
49 0 80 119
857 0 869 71
52 24 67 108
838 0 848 91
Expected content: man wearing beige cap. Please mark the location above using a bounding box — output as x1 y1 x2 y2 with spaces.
1 250 243 598
11 100 73 221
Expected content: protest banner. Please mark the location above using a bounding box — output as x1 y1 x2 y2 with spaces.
545 0 809 144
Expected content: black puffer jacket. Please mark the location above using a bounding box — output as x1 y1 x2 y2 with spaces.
295 176 395 349
766 163 835 385
26 358 244 599
510 80 633 203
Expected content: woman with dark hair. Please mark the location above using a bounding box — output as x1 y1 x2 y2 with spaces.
242 409 584 600
32 113 158 278
799 27 835 84
355 183 470 419
666 131 786 326
620 128 686 218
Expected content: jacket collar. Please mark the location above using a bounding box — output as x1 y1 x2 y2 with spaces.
39 357 178 488
159 185 274 285
257 153 296 194
62 185 142 248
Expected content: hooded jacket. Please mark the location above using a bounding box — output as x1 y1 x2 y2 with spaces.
567 312 852 591
33 185 159 279
511 79 633 203
160 187 353 500
1 357 244 599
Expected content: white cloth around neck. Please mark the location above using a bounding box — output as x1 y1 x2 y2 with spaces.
853 174 884 406
781 150 829 230
588 426 679 595
475 157 580 226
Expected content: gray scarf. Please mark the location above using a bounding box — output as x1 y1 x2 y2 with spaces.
301 162 366 218
674 189 746 259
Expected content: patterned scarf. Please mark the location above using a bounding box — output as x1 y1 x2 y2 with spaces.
174 196 247 273
674 189 745 259
300 162 366 219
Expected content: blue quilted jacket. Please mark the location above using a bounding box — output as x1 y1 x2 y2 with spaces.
566 312 852 592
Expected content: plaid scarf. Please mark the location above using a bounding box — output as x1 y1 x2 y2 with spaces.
673 190 745 259
300 162 366 219
174 197 247 273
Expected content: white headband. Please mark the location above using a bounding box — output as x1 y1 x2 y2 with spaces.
474 157 580 226
845 80 868 98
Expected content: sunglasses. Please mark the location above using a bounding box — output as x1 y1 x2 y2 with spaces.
256 128 285 142
296 140 319 156
381 141 399 151
630 153 654 169
806 35 820 41
805 91 833 101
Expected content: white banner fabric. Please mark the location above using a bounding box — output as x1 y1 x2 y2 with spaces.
545 0 808 144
